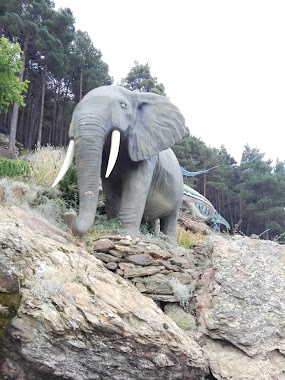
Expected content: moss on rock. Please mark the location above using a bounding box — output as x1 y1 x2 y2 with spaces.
0 292 21 359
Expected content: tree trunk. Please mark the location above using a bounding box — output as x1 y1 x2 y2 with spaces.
50 84 59 145
8 38 28 153
228 197 234 228
9 103 20 153
203 174 206 197
59 81 70 146
79 66 83 101
37 61 47 148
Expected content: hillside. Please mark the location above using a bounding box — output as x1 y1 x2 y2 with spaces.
1 203 285 380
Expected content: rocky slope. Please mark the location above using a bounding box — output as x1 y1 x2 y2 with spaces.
1 204 285 379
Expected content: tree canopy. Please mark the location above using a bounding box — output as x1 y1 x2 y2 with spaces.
174 138 285 242
0 0 113 149
0 37 28 113
120 61 166 96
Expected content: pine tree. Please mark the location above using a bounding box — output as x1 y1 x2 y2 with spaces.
120 61 166 95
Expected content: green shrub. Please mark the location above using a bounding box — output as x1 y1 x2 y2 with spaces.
0 157 30 178
59 162 79 208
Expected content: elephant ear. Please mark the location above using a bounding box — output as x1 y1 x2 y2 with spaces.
128 93 188 161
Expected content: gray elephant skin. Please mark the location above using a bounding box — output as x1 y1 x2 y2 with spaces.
53 85 188 244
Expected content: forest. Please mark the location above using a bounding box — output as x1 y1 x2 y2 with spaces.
1 0 285 242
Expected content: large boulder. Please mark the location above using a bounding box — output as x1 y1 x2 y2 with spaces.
197 234 285 380
0 205 207 380
1 204 285 380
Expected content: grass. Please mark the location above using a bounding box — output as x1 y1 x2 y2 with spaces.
0 177 66 227
176 226 206 248
0 156 30 178
29 145 66 186
169 313 195 330
85 213 122 242
28 267 75 302
0 146 70 228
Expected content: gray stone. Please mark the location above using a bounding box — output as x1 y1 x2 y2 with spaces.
109 249 124 258
93 238 114 252
134 273 167 284
118 262 135 270
93 252 120 263
166 272 194 284
124 266 161 278
197 234 285 379
160 270 171 275
113 244 134 255
115 269 124 276
118 239 132 246
159 260 180 272
127 253 154 266
144 282 173 295
0 305 9 316
105 262 118 270
147 294 178 302
136 282 146 292
148 249 172 260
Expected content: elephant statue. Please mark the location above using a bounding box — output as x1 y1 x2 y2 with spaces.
52 85 188 245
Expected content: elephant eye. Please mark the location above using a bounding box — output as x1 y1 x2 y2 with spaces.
120 102 127 108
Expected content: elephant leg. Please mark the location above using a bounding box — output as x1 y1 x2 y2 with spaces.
150 219 160 235
119 161 154 239
102 179 121 219
160 200 181 246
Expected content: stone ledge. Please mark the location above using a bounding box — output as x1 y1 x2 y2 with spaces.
91 236 210 303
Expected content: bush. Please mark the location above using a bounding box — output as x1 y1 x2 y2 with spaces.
30 145 65 186
169 277 191 308
59 162 79 208
177 226 205 248
0 157 30 178
0 178 66 227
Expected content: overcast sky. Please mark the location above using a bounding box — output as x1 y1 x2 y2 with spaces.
54 0 285 164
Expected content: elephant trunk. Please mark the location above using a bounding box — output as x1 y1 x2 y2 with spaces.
69 126 121 237
70 130 104 237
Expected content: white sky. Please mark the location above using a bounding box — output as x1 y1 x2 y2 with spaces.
54 0 285 164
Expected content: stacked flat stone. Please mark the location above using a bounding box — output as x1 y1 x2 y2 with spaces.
92 236 210 303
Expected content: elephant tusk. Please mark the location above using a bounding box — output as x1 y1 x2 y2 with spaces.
105 130 120 178
52 140 75 187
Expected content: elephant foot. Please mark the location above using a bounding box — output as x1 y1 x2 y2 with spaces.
64 209 77 229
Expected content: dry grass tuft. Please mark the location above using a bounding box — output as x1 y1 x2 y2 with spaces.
176 226 206 248
30 145 66 186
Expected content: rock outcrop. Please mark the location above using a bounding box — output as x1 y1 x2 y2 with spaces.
1 204 285 380
91 234 211 305
0 205 207 380
197 234 285 380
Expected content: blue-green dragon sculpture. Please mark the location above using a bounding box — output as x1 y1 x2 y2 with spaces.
181 167 230 231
